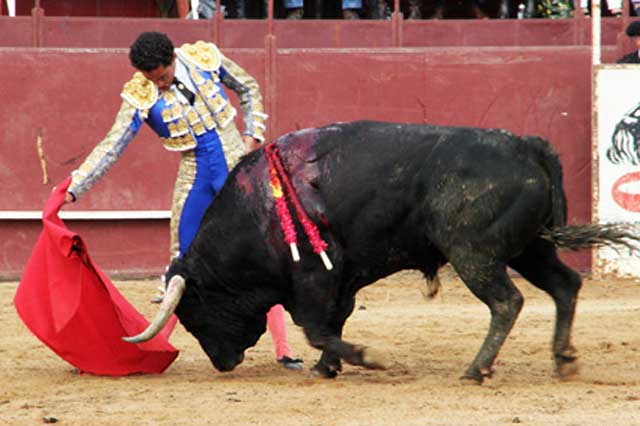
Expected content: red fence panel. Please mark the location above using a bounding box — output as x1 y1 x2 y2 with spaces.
0 44 596 277
0 15 631 49
0 17 33 45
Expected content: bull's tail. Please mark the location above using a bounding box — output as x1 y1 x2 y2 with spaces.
522 136 567 228
540 223 640 252
523 136 640 252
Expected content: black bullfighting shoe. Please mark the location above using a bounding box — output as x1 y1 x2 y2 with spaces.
277 356 304 370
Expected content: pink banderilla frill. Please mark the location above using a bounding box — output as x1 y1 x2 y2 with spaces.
267 149 300 262
265 144 333 270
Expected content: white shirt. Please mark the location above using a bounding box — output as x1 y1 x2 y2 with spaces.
172 59 197 104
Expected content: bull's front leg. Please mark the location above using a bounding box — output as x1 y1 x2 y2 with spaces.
301 322 388 377
306 329 387 377
291 272 386 377
308 295 353 378
313 346 342 378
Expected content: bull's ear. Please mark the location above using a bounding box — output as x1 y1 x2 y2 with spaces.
122 275 186 343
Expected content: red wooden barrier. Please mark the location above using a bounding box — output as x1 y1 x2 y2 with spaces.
0 44 604 277
2 4 634 277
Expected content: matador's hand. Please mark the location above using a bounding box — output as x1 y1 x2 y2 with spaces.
63 192 75 204
243 135 263 154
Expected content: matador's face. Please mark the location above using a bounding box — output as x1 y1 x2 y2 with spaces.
141 54 176 92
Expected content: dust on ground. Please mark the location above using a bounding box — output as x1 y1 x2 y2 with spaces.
2 270 640 425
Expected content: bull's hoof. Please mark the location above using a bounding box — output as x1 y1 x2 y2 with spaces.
554 347 579 380
310 362 340 378
460 367 493 385
360 346 388 370
555 360 579 380
459 375 483 385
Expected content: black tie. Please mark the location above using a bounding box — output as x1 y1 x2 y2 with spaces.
173 77 195 105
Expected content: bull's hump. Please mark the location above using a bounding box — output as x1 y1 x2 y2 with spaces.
279 124 343 142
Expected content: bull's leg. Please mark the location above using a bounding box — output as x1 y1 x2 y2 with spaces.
310 296 354 378
290 268 384 377
305 328 386 373
451 258 523 384
509 239 582 379
303 296 386 377
313 346 342 378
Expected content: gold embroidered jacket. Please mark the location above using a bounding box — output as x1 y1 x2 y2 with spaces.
69 41 267 199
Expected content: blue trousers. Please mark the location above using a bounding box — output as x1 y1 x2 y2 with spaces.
177 135 229 255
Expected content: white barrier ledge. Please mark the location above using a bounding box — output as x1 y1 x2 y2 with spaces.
0 211 171 220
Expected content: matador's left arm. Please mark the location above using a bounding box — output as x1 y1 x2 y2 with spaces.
218 54 267 143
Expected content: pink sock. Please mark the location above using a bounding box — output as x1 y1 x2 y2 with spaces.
266 304 292 359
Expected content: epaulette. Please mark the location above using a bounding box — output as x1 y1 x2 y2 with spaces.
121 72 158 110
177 41 222 72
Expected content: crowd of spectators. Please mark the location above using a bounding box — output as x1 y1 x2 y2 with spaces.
187 0 640 19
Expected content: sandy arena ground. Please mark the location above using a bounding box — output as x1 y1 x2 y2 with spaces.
2 268 640 425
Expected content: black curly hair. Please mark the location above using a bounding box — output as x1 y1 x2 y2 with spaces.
129 32 175 72
627 21 640 37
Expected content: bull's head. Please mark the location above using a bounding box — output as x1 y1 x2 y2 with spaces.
123 267 267 372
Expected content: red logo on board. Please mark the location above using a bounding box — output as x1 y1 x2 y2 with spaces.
612 171 640 212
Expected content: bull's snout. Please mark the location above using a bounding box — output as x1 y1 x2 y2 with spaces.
212 352 245 372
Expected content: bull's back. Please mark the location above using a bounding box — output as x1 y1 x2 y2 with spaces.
308 120 553 213
291 121 557 268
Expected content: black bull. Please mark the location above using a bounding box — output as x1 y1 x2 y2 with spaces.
126 121 639 383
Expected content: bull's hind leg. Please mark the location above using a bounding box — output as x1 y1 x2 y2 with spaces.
451 258 524 384
508 239 582 379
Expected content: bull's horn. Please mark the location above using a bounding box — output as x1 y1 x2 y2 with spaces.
122 274 186 343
